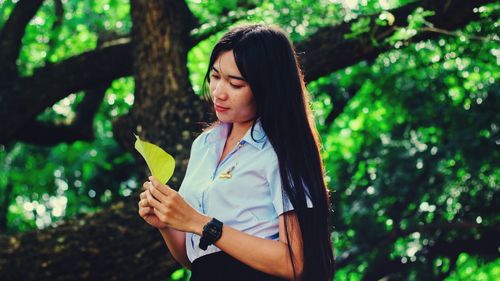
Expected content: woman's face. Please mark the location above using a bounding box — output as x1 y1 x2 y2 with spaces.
209 50 256 124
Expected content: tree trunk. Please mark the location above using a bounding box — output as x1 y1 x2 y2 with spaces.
0 195 180 280
113 0 206 186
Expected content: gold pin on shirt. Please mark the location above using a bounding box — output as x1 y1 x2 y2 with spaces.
218 142 244 179
219 165 235 179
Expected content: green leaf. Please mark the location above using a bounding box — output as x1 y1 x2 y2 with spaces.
133 134 175 184
344 17 372 40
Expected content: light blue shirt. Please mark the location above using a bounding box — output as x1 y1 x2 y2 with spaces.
178 119 313 262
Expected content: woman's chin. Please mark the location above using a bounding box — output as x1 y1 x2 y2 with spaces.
216 114 231 122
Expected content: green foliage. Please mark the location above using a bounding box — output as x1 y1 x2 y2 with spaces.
388 7 435 45
169 268 191 281
309 5 499 278
445 254 500 281
0 0 131 76
345 17 372 40
0 0 15 27
0 76 137 233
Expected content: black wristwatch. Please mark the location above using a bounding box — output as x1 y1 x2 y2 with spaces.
199 218 223 250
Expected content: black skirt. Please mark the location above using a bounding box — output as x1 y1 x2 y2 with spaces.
190 251 288 281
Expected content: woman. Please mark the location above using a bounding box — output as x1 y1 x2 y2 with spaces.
138 24 335 281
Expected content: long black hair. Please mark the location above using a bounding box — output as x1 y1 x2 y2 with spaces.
202 24 335 281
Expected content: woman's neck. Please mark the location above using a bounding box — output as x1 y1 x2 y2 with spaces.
227 120 253 142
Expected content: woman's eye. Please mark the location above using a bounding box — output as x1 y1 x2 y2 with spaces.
211 74 220 79
230 84 243 89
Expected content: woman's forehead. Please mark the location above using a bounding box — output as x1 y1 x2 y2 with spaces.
214 50 242 78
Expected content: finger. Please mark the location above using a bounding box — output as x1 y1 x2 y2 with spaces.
139 206 153 217
145 182 162 201
149 183 169 203
146 190 166 213
142 181 150 191
138 200 145 209
149 176 175 196
139 199 149 207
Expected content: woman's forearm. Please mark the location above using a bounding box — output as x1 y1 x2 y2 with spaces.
219 226 298 279
158 227 192 270
145 178 302 279
192 216 301 280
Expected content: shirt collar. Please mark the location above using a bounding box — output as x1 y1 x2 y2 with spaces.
205 118 268 150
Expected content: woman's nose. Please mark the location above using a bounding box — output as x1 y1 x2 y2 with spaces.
212 81 228 100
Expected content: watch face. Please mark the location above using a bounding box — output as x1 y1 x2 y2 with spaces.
208 226 218 236
202 219 222 242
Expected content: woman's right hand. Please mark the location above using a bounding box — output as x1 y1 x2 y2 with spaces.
138 181 169 230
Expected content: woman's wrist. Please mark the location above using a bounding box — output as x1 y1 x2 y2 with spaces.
157 225 172 233
191 213 212 236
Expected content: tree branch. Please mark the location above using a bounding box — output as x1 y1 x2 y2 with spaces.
15 30 121 146
0 183 13 234
14 120 93 145
189 3 258 46
0 0 45 79
323 84 358 128
0 39 132 144
0 0 493 145
418 26 496 42
296 0 492 82
0 197 182 280
189 14 241 47
15 82 109 145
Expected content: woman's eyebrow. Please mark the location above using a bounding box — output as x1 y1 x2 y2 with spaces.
212 66 246 81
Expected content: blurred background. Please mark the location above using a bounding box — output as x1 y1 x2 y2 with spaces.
0 0 498 280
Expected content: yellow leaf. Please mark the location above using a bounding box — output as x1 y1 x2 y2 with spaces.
134 133 175 184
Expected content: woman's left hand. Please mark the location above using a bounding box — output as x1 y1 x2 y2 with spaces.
144 176 210 235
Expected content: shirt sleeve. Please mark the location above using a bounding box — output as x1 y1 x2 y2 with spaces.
266 158 314 216
178 132 205 197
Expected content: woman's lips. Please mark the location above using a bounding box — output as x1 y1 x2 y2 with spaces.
215 104 229 112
